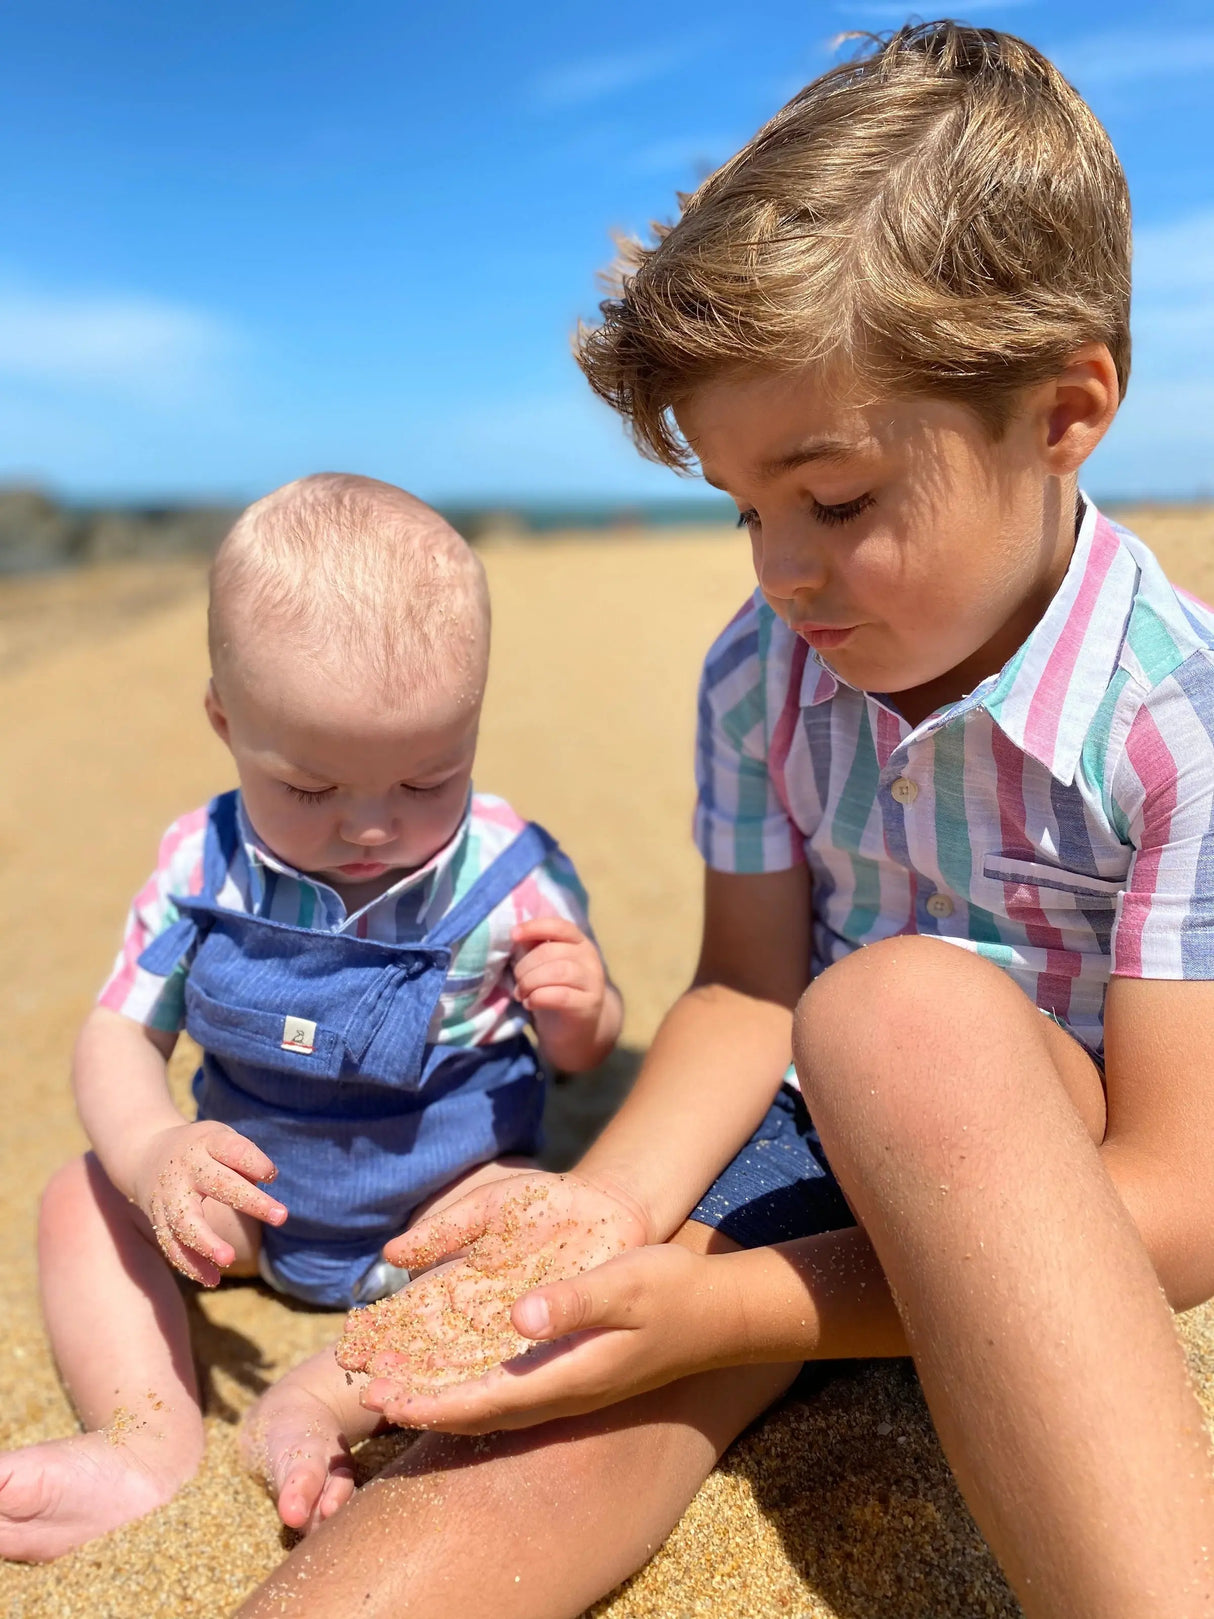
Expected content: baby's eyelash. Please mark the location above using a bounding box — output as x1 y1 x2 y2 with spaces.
284 784 336 804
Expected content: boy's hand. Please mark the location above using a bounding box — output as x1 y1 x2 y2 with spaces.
130 1120 287 1286
511 917 621 1071
359 1242 741 1433
344 1171 652 1395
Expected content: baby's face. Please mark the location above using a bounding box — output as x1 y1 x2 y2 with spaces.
206 655 480 898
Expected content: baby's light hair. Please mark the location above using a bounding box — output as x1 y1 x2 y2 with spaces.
208 474 489 703
577 21 1131 465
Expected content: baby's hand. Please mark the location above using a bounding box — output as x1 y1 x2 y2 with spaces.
130 1120 287 1286
511 917 620 1071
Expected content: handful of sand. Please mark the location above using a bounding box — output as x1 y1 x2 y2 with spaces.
336 1182 630 1393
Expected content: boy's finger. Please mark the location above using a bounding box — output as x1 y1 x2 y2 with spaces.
385 1198 495 1268
512 1264 641 1341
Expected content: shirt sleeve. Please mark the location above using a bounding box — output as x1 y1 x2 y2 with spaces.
692 598 805 875
97 809 208 1031
1110 652 1214 979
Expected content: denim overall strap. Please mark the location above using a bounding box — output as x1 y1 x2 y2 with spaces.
423 823 557 950
136 791 241 977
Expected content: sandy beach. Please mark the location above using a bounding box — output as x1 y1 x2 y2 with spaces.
4 511 1214 1619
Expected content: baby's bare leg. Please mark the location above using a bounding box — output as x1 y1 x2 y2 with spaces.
242 1156 533 1534
0 1151 260 1561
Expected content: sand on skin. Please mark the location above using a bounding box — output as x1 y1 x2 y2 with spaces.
3 511 1214 1619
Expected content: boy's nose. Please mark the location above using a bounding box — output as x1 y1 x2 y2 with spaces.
755 536 827 602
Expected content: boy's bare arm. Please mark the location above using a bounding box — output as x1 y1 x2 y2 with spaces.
575 864 812 1237
1098 976 1214 1309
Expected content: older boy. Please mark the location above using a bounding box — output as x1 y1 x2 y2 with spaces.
0 474 621 1560
253 24 1214 1619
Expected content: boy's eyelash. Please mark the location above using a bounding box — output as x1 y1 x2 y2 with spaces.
736 494 875 529
284 784 336 804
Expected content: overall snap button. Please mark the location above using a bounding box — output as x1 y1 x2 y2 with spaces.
926 892 954 919
891 777 919 805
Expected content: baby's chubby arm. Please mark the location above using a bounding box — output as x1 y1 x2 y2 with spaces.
74 1005 287 1285
511 916 623 1072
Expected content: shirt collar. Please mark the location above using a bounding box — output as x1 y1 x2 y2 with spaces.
799 498 1139 785
235 794 474 927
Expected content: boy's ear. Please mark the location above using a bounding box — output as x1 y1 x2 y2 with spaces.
203 679 232 747
1040 344 1120 475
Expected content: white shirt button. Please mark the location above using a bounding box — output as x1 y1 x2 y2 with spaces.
926 892 954 919
891 777 919 805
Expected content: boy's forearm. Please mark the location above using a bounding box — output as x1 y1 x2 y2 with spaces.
74 1006 184 1198
706 1228 908 1366
577 981 793 1239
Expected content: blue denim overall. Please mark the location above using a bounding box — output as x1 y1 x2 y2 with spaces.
138 792 555 1308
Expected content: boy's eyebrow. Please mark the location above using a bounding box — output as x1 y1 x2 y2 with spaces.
701 437 861 490
757 438 860 478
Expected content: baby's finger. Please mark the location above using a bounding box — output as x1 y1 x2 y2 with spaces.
152 1215 223 1287
206 1131 278 1186
197 1160 287 1224
167 1193 239 1273
523 986 588 1013
514 954 593 998
511 916 585 948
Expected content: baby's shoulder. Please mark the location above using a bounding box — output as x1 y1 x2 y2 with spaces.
149 802 211 898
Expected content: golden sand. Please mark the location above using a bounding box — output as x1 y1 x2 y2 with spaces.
3 510 1214 1618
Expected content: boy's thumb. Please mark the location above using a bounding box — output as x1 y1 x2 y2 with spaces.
512 1275 623 1340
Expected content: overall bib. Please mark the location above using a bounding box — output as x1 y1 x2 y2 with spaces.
139 792 556 1308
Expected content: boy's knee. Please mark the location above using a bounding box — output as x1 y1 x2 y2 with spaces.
792 937 1018 1119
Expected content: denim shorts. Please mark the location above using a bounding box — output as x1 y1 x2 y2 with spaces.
689 1084 856 1247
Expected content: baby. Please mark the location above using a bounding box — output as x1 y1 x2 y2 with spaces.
0 472 622 1561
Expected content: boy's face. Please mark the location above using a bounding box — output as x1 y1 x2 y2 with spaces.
676 367 1087 712
205 650 480 900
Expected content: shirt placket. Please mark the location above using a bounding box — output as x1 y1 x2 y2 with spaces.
874 700 972 935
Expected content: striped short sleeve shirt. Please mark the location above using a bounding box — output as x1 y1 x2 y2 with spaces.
100 791 593 1049
694 501 1214 1058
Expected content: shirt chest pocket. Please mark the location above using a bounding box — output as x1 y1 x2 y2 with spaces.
980 853 1125 921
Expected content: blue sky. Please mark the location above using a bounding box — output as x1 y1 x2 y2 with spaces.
1 0 1211 505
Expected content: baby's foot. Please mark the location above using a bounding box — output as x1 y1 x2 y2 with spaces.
0 1431 183 1562
240 1380 355 1535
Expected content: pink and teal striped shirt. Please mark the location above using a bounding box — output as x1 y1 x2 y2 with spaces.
694 500 1214 1058
100 792 594 1050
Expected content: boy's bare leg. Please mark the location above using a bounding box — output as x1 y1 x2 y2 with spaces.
0 1151 258 1561
796 937 1214 1619
239 1156 537 1533
237 1239 797 1619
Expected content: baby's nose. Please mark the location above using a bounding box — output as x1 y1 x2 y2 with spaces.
340 809 395 847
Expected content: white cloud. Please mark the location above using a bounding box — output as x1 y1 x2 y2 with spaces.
1053 27 1214 88
628 134 738 178
0 282 232 401
528 41 708 112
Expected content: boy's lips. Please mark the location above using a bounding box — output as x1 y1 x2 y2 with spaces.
790 621 857 650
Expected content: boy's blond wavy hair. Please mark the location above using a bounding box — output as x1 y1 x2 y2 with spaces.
576 21 1131 468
